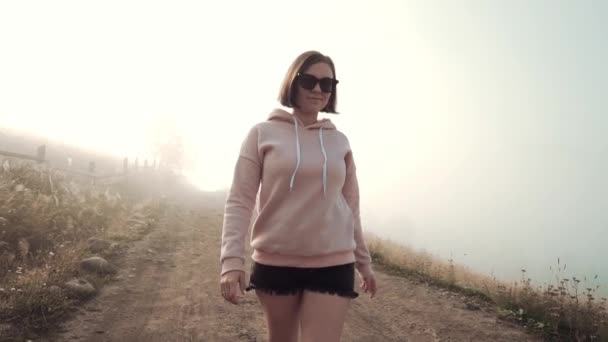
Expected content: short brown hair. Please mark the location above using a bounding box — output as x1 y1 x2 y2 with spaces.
278 50 339 114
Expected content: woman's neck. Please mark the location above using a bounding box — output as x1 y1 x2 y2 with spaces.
293 109 318 126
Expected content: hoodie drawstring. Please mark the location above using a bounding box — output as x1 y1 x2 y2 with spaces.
289 118 301 192
319 127 327 195
289 117 328 195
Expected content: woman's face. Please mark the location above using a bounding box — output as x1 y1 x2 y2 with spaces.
295 62 335 114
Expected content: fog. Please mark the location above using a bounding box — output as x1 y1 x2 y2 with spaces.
1 0 606 294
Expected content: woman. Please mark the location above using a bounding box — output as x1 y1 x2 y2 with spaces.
219 50 378 342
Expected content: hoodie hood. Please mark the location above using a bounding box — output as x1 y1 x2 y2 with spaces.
267 109 336 195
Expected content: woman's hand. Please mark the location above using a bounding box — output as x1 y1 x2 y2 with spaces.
360 273 378 299
220 270 247 304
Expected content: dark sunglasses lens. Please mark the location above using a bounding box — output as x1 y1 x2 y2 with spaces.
319 78 334 93
298 75 317 90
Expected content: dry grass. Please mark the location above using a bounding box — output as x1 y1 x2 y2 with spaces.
365 232 608 340
0 159 165 340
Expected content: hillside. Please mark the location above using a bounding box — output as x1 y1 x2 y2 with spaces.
0 129 603 341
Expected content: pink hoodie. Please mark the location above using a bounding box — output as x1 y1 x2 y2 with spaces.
220 109 374 279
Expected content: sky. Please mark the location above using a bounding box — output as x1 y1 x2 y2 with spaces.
1 0 607 289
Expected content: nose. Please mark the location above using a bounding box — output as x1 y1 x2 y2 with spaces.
311 82 322 93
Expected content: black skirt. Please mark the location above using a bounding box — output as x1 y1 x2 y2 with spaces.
245 261 359 299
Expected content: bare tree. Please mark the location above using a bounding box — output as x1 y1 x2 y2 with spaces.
145 114 188 174
155 134 185 172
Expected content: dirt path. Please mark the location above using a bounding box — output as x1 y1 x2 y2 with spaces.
49 196 540 342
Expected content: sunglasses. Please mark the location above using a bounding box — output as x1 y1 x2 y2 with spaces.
296 73 339 93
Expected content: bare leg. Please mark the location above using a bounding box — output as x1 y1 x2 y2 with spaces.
299 290 351 342
256 290 302 342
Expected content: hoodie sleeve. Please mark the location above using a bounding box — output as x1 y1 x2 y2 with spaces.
343 150 375 279
220 125 262 276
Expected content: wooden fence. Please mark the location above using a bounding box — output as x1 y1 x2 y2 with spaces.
0 144 158 184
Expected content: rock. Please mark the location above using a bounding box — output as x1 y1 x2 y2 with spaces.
80 256 116 275
64 278 97 299
0 217 8 225
87 238 112 253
